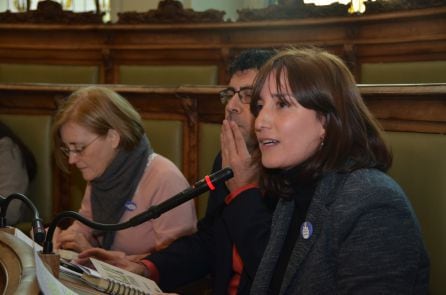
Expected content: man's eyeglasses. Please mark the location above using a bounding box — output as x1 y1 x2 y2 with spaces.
60 136 100 157
219 87 253 105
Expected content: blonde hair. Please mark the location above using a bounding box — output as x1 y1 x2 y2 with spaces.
52 86 145 172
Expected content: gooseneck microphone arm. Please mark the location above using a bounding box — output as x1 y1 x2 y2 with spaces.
0 193 46 244
42 167 233 254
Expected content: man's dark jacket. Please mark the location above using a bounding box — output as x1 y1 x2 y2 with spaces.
146 153 275 294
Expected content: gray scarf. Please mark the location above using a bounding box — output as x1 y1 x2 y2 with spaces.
90 135 152 250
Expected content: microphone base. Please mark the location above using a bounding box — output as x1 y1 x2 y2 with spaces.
38 252 60 278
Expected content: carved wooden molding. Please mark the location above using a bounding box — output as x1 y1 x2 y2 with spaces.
0 83 444 133
237 0 446 21
117 0 226 24
0 0 103 24
0 6 444 85
2 0 444 24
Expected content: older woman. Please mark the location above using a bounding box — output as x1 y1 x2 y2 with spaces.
247 47 429 294
52 86 196 259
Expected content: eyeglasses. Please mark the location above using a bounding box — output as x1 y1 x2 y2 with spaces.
219 87 253 105
60 136 100 157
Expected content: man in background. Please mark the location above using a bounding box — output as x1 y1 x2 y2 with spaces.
77 49 277 295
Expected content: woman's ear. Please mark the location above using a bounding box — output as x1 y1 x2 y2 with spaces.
107 129 121 149
319 114 327 138
319 118 327 148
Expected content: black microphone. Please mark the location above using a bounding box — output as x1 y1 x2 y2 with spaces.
128 166 233 225
0 193 46 244
43 167 233 254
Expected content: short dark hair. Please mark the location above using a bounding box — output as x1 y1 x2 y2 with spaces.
228 49 276 76
251 47 392 197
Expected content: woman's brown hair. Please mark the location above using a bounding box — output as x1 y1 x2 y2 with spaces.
52 86 145 172
250 47 392 196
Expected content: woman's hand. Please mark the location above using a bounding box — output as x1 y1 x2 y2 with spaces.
75 248 146 275
55 229 93 253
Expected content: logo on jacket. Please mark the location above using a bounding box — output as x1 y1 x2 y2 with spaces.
300 221 313 239
124 200 137 211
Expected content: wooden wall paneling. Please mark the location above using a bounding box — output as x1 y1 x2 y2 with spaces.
108 26 224 49
180 96 199 184
357 41 446 64
0 82 444 215
112 49 223 65
0 7 445 85
361 84 446 134
178 85 225 124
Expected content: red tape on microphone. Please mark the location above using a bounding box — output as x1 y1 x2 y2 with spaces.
205 175 216 191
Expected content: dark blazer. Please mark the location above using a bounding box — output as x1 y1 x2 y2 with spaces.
250 168 429 295
147 153 275 294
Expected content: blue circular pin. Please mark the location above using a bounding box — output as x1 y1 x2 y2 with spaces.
124 200 137 211
300 221 313 239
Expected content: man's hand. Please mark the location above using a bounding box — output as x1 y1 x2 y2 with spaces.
220 119 260 192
